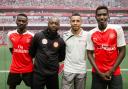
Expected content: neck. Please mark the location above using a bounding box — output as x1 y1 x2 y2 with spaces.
98 24 107 31
71 28 81 35
17 29 26 34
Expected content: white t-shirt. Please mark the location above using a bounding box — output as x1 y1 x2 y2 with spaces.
63 29 88 73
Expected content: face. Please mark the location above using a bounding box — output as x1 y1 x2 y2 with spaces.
16 15 28 30
70 16 82 31
95 9 109 29
48 18 60 33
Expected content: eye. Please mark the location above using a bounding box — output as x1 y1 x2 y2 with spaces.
76 20 80 22
71 20 75 22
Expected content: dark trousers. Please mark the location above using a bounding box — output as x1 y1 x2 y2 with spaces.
91 72 123 89
33 72 59 89
7 72 33 89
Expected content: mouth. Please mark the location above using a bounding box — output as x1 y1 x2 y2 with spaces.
99 19 106 23
51 28 58 32
99 21 107 25
18 25 24 27
99 19 107 23
73 26 79 28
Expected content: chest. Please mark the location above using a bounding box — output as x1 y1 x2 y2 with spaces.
66 36 86 49
92 29 117 45
10 34 32 47
40 38 60 51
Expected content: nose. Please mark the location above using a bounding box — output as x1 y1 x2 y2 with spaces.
74 21 77 25
52 23 56 26
19 21 24 24
52 23 57 28
100 15 105 19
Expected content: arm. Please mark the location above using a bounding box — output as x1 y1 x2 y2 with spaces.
7 32 13 54
87 50 111 80
87 50 101 74
108 46 126 76
58 39 66 62
29 34 38 58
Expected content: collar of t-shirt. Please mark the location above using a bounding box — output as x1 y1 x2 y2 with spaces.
43 29 60 40
69 28 84 37
16 29 28 35
96 24 110 32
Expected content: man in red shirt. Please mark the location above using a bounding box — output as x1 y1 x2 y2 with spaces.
7 13 33 89
87 6 126 89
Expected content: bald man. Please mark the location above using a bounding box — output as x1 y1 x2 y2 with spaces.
29 17 66 89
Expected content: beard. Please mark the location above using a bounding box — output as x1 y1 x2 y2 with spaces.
98 22 107 30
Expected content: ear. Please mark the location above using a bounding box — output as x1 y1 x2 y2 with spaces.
95 15 97 21
70 19 72 24
108 16 110 23
16 18 17 23
26 21 28 25
81 18 83 23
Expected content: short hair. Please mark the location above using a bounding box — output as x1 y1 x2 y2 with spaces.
48 16 60 22
95 5 109 15
70 12 81 18
17 13 28 20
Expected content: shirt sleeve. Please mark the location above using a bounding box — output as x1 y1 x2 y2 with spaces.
116 26 126 47
29 33 38 58
87 31 94 50
58 38 66 62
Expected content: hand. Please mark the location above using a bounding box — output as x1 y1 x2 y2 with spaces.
98 72 111 81
104 70 113 80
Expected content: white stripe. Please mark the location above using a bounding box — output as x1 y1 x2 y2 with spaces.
0 70 9 73
121 69 128 71
0 69 128 73
87 69 128 72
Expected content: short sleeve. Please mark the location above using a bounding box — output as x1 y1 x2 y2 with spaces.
116 26 126 47
87 31 94 50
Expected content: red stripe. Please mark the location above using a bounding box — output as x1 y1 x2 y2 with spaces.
58 63 64 75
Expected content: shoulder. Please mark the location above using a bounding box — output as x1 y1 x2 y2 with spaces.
26 31 34 37
108 24 122 30
63 30 70 37
34 31 43 37
62 30 72 39
81 30 88 36
88 27 98 35
107 24 123 33
58 36 64 42
7 30 17 36
57 36 65 46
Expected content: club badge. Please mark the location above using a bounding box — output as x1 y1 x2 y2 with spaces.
109 33 115 39
53 42 59 48
42 39 48 44
26 38 31 43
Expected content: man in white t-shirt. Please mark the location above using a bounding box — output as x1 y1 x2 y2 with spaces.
62 13 88 89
